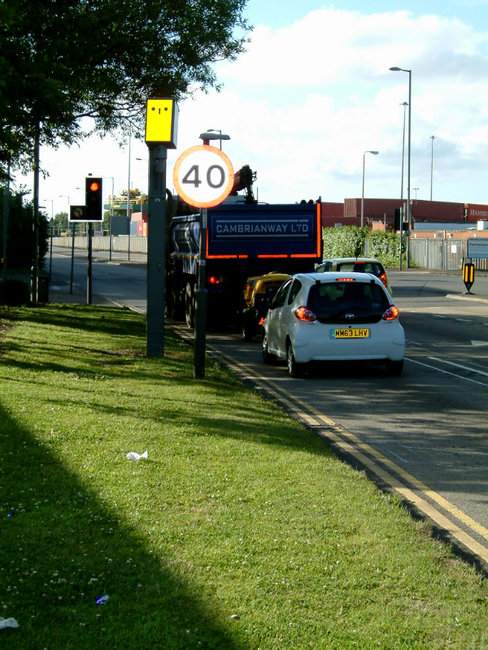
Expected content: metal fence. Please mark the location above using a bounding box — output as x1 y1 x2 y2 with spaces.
409 237 488 271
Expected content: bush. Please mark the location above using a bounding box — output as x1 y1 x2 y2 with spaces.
0 278 30 305
322 226 368 258
322 227 406 268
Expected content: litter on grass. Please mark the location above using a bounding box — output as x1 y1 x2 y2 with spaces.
96 595 110 605
126 450 148 461
0 617 19 629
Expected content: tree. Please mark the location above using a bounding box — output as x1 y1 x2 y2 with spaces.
0 0 250 179
0 189 49 269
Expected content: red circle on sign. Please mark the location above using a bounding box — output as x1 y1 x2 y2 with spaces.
173 145 234 208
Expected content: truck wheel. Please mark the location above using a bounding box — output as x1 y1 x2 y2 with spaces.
185 283 194 328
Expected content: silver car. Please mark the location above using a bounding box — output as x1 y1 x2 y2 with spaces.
262 272 405 377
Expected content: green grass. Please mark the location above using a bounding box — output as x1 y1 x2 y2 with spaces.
0 304 487 649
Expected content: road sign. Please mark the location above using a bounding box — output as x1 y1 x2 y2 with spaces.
145 98 178 148
467 238 488 259
69 205 86 222
463 262 475 292
173 145 234 208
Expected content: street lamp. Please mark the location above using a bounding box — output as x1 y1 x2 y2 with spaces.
400 102 408 200
199 131 230 148
361 150 379 228
430 135 436 201
413 187 419 200
390 66 412 266
205 129 225 150
104 176 115 260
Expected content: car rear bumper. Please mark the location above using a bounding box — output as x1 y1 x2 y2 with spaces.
292 323 405 363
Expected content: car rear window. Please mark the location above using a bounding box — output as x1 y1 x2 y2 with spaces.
337 261 384 277
307 281 389 317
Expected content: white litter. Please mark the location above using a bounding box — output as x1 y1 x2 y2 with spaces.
0 617 19 630
126 450 148 461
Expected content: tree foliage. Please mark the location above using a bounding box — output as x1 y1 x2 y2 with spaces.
0 0 250 178
322 226 405 268
0 189 49 269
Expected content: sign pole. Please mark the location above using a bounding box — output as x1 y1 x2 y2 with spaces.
87 222 93 304
144 97 178 358
194 208 208 378
146 143 168 357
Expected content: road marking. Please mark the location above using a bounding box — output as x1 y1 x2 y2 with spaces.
203 342 488 569
407 357 488 387
428 356 488 378
472 340 488 346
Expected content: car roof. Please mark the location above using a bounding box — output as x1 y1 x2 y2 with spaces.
320 257 384 264
293 271 383 285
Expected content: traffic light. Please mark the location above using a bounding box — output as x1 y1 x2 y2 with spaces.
85 177 103 221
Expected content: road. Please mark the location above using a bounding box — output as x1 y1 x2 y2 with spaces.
49 250 488 572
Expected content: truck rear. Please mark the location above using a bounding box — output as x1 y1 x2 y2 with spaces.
166 202 322 328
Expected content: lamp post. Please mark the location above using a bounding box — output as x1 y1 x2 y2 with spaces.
430 135 436 201
400 102 408 201
103 176 114 260
206 129 224 150
390 66 412 266
413 187 419 200
361 150 379 227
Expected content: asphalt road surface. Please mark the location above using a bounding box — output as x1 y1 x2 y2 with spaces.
49 250 488 573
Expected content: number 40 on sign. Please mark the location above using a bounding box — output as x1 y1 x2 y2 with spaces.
173 145 234 208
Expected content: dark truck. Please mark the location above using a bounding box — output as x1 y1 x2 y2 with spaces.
166 201 322 328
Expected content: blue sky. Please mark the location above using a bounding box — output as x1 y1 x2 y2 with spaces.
18 1 488 217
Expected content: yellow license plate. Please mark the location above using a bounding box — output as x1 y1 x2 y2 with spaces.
332 328 370 339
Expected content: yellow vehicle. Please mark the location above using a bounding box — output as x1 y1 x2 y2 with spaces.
242 272 290 340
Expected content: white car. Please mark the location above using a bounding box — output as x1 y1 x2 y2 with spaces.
262 272 405 377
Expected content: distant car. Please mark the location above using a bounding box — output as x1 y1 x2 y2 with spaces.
315 257 392 295
242 272 290 340
262 272 405 377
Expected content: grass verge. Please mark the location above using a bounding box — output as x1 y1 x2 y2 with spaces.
1 304 487 649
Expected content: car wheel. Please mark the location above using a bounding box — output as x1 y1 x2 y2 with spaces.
385 359 403 376
262 332 275 364
286 343 303 378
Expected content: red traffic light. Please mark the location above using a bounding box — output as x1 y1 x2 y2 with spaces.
88 181 100 192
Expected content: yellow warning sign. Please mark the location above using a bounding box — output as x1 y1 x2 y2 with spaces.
145 99 178 148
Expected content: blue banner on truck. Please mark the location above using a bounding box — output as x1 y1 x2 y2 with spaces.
206 203 321 259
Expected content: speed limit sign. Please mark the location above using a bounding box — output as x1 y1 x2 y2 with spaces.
173 145 234 208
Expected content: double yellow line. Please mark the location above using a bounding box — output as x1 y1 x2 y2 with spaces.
208 343 488 572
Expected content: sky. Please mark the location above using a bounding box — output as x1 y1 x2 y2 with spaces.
14 0 488 217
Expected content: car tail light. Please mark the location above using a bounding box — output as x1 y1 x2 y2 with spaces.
294 306 317 322
336 277 355 282
207 275 223 285
382 305 400 321
258 317 265 326
379 272 387 287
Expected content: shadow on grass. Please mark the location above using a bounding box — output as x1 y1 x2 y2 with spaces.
0 408 241 648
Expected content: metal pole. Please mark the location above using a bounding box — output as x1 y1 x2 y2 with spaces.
127 129 131 261
361 153 365 228
430 135 435 201
70 219 75 295
406 70 412 268
108 177 114 261
87 222 93 304
146 143 167 357
194 208 208 378
2 160 10 283
31 126 40 303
